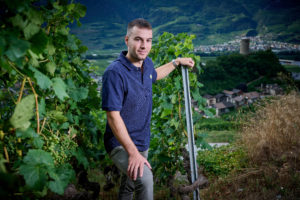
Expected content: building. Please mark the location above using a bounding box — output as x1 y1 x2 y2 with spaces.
214 101 235 116
243 91 260 104
203 94 216 107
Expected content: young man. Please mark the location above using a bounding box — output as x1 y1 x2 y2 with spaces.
101 18 194 200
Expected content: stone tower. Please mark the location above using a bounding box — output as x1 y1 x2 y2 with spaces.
240 38 250 55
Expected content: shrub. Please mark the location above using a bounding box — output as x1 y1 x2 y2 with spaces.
197 144 247 178
198 121 238 131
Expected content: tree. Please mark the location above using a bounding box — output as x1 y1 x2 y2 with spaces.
198 50 287 95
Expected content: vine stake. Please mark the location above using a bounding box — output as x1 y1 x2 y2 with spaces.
181 65 200 200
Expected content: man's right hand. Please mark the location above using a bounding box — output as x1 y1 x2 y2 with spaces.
127 151 152 181
106 111 152 180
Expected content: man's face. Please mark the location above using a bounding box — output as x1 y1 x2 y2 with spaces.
125 26 152 62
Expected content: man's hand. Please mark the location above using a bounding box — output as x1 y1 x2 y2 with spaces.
106 111 151 180
127 152 152 181
175 57 195 68
156 57 195 80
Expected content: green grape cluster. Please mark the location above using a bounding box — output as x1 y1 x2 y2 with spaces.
43 132 78 165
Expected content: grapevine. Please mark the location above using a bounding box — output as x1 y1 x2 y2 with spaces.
0 0 104 197
149 32 212 186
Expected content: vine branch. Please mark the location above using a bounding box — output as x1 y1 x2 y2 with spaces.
6 88 17 104
3 146 9 163
17 78 27 104
40 118 47 133
27 77 40 134
39 59 50 63
7 60 25 77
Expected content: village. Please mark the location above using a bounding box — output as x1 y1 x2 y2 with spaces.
195 83 283 116
195 35 300 54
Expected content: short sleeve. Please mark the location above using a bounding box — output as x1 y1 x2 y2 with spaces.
152 66 157 83
146 58 157 83
101 70 124 111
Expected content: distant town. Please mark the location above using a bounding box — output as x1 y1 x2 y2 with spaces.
195 35 300 54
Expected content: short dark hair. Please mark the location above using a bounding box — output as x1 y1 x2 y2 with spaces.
127 18 152 36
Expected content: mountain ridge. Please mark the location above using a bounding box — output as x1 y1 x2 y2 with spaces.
71 0 300 50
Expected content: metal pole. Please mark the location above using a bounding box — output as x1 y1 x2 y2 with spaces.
181 66 200 200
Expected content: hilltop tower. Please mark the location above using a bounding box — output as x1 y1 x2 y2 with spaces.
240 38 250 55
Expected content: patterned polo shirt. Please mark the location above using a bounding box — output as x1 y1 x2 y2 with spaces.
101 51 157 153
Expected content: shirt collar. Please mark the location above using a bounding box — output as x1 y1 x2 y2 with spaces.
118 51 147 71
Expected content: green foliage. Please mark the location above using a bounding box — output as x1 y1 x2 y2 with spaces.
197 120 238 131
19 149 75 195
0 0 104 197
149 32 212 184
197 144 247 177
198 50 287 95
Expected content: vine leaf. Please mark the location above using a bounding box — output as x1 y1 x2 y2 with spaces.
52 77 69 101
19 149 54 190
0 36 6 54
10 94 35 131
48 164 75 195
72 148 89 169
66 35 78 50
38 98 46 118
74 3 87 18
16 128 36 139
30 31 48 54
16 128 44 149
24 22 40 40
31 67 52 89
67 79 88 102
5 36 30 62
19 162 48 190
11 14 28 29
46 62 56 75
47 110 68 123
25 9 43 25
28 50 39 67
23 149 54 166
46 43 56 56
32 137 44 149
69 87 88 102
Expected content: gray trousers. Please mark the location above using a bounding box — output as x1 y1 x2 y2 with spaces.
110 146 153 200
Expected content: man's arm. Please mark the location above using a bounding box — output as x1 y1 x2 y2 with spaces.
155 57 195 80
106 111 152 180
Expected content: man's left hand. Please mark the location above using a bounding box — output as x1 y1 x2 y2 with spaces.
175 58 195 68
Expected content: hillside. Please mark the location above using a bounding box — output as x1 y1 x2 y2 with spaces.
71 0 300 50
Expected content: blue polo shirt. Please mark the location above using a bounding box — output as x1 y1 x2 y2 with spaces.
101 51 157 153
